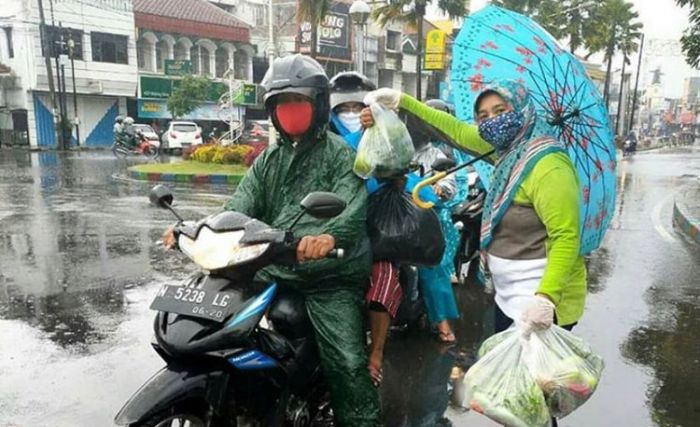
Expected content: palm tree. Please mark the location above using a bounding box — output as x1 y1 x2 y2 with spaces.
676 0 700 68
493 0 601 55
583 0 642 106
372 0 469 100
298 0 333 58
492 0 542 15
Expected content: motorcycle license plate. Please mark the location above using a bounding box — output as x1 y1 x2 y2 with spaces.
150 284 235 322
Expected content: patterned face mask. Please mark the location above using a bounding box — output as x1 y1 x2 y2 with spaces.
477 110 526 151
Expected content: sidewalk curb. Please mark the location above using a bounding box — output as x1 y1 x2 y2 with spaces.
673 184 700 245
128 169 244 185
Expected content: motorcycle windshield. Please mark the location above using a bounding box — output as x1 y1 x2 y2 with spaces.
179 227 270 271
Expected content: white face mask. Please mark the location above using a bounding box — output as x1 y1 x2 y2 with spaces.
337 111 362 133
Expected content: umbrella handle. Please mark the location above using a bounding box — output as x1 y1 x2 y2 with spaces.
412 171 447 209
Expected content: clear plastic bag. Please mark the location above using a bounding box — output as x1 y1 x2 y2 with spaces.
523 325 605 418
353 102 414 179
465 325 604 425
463 330 551 427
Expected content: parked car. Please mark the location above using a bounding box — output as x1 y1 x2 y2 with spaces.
133 124 160 148
243 120 270 145
161 121 202 153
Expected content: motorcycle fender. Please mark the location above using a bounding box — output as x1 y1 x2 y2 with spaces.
114 362 228 425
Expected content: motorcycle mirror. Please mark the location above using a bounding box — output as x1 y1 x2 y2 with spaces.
300 192 347 219
149 185 174 208
431 157 456 172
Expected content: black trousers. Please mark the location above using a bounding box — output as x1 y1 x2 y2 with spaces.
493 304 575 427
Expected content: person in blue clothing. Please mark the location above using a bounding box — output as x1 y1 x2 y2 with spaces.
329 72 402 385
403 111 461 343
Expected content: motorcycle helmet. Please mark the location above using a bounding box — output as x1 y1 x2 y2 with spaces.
329 71 376 111
124 117 134 125
115 115 124 124
425 99 454 116
261 54 330 141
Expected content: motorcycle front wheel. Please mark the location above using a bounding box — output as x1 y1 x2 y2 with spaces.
131 412 206 427
112 143 129 159
143 144 160 160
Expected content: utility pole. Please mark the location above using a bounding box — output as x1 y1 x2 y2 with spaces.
57 22 68 149
228 68 236 143
415 0 425 101
267 0 277 145
628 33 645 135
615 58 627 136
68 35 80 146
37 0 58 145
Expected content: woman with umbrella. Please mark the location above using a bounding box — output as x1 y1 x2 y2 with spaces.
361 80 586 337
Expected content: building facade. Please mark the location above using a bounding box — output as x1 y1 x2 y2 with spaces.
0 0 138 149
132 0 254 127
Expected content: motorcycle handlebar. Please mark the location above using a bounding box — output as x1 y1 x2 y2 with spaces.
327 248 344 259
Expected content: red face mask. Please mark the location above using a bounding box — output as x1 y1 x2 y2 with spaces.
275 101 313 136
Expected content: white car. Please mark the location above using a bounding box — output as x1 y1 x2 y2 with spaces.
162 121 202 152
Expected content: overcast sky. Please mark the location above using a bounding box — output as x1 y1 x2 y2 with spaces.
430 0 698 97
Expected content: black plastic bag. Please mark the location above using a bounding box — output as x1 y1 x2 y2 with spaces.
367 186 445 266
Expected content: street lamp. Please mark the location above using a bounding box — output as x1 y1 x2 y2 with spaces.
350 0 370 75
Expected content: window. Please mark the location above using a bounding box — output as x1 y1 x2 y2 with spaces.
3 27 13 58
253 4 267 26
91 32 128 64
42 26 83 60
386 30 400 51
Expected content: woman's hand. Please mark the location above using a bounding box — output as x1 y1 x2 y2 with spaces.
520 294 555 333
363 88 401 110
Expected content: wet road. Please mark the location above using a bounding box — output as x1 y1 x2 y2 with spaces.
0 146 698 427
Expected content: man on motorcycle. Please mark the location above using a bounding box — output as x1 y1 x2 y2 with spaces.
167 54 381 426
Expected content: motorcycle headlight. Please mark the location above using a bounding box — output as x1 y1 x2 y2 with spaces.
178 228 270 271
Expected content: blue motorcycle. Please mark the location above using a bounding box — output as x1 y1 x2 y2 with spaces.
115 186 345 427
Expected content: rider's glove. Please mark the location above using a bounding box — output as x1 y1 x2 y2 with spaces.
364 88 402 111
520 295 555 334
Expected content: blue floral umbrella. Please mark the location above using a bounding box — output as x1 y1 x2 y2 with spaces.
450 5 616 254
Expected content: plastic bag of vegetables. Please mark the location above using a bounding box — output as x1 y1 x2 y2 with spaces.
353 102 414 179
462 330 551 427
523 325 605 418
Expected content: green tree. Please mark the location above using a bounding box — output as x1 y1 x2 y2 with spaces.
372 0 469 100
298 0 332 58
492 0 542 14
676 0 700 68
492 0 602 54
583 0 642 105
167 74 210 119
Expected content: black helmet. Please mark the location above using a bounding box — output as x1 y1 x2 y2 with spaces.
329 71 376 111
261 54 330 141
425 99 454 115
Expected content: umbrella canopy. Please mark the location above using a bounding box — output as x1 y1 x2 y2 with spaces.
451 5 616 255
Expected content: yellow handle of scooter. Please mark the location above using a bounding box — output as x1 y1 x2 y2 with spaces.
411 171 448 209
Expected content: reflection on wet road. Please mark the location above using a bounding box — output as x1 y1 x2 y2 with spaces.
0 146 698 426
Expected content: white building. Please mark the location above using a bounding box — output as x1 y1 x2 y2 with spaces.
0 0 137 149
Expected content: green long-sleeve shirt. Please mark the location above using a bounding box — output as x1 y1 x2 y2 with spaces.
401 94 586 325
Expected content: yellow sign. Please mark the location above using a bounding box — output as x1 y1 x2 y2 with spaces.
424 53 444 70
426 29 446 54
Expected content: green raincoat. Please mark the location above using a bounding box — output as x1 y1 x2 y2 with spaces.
225 130 381 426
